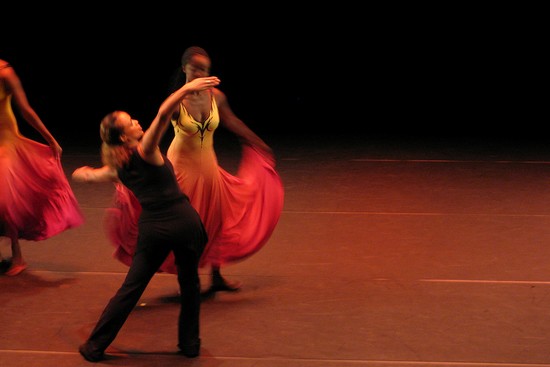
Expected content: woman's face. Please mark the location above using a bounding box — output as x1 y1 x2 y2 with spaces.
118 112 144 143
183 54 211 81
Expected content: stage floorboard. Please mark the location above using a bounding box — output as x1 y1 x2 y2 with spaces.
2 135 550 366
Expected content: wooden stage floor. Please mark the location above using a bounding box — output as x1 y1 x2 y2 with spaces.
2 134 550 366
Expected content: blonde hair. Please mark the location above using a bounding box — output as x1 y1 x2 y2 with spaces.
99 111 131 169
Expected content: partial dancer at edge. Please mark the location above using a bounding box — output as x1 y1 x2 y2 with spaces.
0 59 84 276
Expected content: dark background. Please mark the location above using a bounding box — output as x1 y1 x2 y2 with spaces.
2 5 545 150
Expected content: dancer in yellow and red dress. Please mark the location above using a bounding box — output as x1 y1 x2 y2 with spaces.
105 47 284 297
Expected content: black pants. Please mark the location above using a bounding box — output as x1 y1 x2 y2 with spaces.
84 203 207 353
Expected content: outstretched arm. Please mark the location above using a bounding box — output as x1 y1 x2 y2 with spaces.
140 76 220 158
2 64 63 158
72 165 118 183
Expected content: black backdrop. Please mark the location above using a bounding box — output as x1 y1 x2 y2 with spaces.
2 5 544 148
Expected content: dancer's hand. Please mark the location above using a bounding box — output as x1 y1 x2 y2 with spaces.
187 76 220 92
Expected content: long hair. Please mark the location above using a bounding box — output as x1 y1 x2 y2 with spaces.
99 111 131 169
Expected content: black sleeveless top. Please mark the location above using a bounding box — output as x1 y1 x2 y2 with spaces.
117 149 186 211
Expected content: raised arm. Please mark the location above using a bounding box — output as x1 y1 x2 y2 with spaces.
140 76 220 157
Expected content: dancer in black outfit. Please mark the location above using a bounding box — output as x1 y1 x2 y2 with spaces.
72 75 220 362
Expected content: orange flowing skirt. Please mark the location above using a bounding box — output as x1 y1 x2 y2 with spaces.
105 145 284 273
0 136 84 241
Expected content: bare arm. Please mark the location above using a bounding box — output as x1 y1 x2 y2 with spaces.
214 89 273 155
140 76 220 160
1 64 62 158
72 165 119 183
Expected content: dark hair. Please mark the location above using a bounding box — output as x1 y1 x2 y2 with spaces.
99 111 131 168
100 111 124 146
169 46 211 94
181 46 210 66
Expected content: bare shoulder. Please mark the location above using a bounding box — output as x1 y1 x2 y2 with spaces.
0 61 13 75
212 87 227 105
